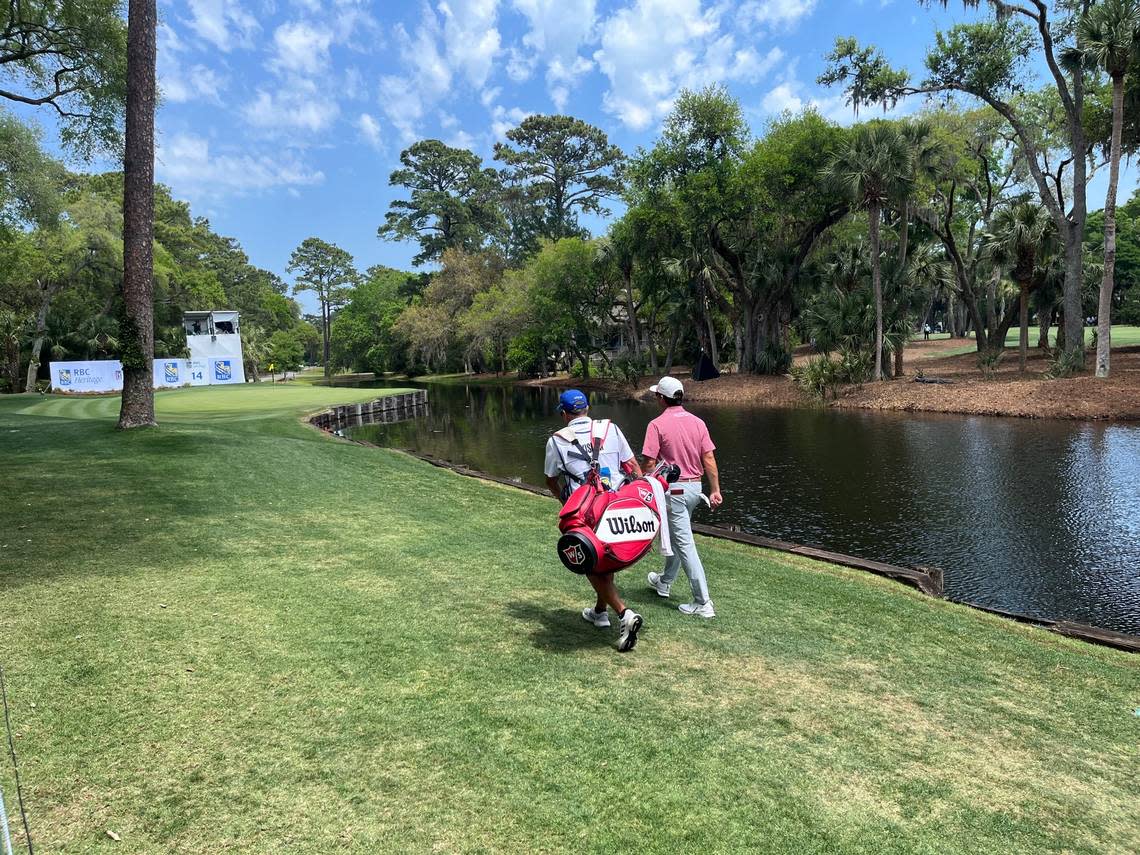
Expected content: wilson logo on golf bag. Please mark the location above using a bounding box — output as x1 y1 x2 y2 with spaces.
555 466 677 575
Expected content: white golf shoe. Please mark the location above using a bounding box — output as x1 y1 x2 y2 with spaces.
617 610 643 652
647 571 671 598
581 606 611 628
678 600 715 619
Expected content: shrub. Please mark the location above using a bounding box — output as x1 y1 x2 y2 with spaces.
755 343 792 375
836 346 872 384
977 348 1005 379
611 353 646 388
1044 346 1087 379
792 357 842 402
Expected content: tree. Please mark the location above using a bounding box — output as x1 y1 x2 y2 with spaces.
379 140 502 265
1075 0 1140 376
267 330 304 374
824 121 915 381
0 111 67 233
983 202 1056 372
494 115 624 241
630 91 850 374
0 0 128 156
240 324 268 382
117 0 156 429
821 2 1097 366
392 249 504 373
287 238 357 379
523 238 618 379
330 265 414 374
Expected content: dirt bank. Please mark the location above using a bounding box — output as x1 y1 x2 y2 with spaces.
517 341 1140 421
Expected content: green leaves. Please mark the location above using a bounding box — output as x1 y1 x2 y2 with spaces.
380 140 503 266
286 237 358 307
493 114 624 241
0 0 128 157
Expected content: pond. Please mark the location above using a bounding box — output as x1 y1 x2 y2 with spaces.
345 379 1140 636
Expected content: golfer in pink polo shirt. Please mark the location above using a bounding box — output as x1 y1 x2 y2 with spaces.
641 376 722 618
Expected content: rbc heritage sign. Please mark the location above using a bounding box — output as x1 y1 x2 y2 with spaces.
51 358 245 392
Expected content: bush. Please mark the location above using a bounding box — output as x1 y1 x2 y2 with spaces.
1044 345 1087 379
792 357 842 402
977 348 1005 379
837 346 872 384
755 343 792 375
610 353 646 388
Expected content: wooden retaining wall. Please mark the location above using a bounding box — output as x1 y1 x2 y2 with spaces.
310 409 1139 654
309 390 428 432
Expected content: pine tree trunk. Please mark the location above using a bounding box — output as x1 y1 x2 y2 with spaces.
869 201 883 382
322 300 331 379
1019 280 1029 373
117 0 157 429
1096 74 1124 378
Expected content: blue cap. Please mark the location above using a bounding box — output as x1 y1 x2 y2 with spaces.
557 389 589 413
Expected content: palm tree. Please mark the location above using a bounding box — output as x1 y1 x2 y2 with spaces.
983 203 1055 373
241 324 269 382
824 122 914 380
1078 0 1140 377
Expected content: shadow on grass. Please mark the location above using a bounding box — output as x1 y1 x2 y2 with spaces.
508 600 619 653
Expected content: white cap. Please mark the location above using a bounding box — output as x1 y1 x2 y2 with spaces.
650 375 684 400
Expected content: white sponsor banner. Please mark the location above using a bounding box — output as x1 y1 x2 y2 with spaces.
185 359 210 386
596 504 659 544
50 360 123 392
208 357 244 384
153 359 188 389
52 358 244 391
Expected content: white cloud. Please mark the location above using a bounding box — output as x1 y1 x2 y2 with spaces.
511 0 597 105
157 132 324 197
491 104 532 139
439 0 502 88
243 83 341 132
161 63 228 103
446 128 479 150
594 0 782 130
185 0 259 52
375 5 464 142
738 0 818 30
270 21 334 75
758 68 860 124
357 113 383 149
762 82 802 114
505 46 536 82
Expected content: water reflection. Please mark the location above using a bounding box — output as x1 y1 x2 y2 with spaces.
347 380 1140 634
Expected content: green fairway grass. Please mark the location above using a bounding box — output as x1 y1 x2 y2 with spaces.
1 386 1136 853
916 325 1140 359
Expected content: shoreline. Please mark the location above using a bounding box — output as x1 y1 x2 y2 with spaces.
496 341 1140 422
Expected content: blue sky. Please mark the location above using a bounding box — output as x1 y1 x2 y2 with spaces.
16 1 1134 314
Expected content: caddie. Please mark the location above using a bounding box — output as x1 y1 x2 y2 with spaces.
544 389 645 651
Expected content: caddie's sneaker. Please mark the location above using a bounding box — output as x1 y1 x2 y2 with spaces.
581 606 611 628
679 600 715 618
617 610 643 652
647 571 671 598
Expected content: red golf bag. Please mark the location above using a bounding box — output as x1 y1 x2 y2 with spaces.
556 463 679 575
